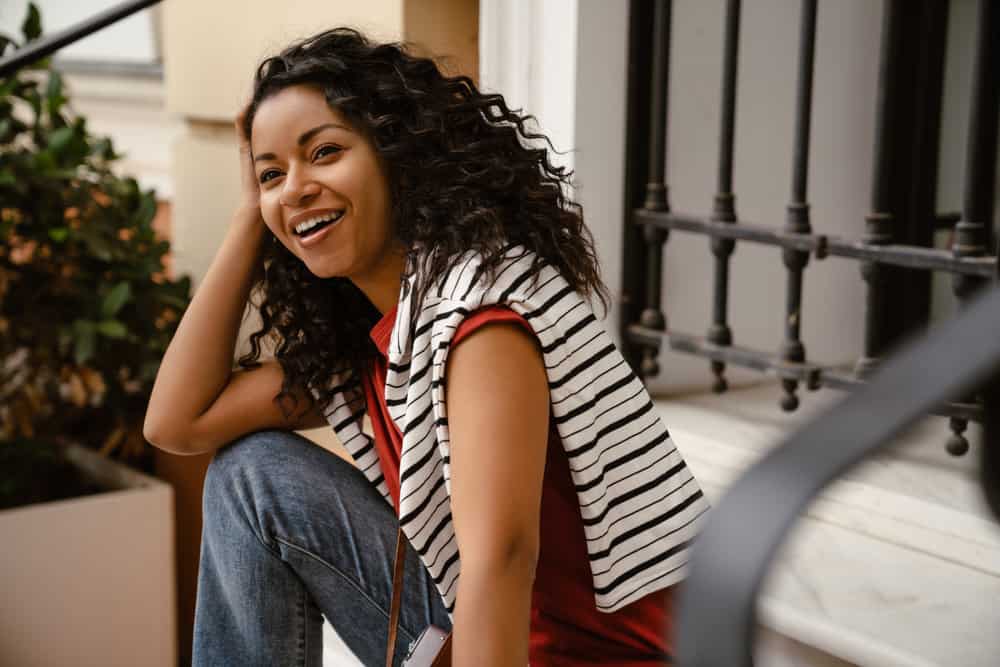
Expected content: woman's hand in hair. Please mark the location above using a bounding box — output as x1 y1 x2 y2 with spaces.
235 104 264 221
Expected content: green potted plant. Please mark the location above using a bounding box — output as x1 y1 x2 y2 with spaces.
0 3 191 505
0 5 188 665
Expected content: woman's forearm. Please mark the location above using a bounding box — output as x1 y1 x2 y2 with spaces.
143 207 266 446
451 552 536 666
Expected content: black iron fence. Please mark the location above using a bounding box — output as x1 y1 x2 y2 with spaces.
623 2 1000 662
621 0 999 455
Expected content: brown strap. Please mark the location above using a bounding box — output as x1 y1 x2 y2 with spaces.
385 526 408 667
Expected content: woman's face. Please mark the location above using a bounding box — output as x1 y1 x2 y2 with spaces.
250 84 396 281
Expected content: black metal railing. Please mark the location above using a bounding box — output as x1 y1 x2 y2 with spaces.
675 281 1000 666
0 0 162 78
621 0 999 455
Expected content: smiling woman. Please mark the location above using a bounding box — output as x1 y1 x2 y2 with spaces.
144 27 707 667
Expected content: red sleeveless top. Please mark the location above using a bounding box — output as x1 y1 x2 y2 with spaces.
363 303 674 665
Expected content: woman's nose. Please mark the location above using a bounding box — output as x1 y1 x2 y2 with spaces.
279 171 321 207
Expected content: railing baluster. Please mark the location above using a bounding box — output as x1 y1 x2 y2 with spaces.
947 0 999 456
982 373 1000 522
986 254 1000 517
638 0 674 379
707 0 742 393
856 0 905 379
779 0 818 412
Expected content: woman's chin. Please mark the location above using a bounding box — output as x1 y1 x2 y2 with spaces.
301 257 347 280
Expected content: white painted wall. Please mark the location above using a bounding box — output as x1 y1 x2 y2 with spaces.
63 73 182 199
479 0 618 323
574 0 630 334
478 0 578 177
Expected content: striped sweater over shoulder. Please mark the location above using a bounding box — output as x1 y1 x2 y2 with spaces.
320 245 709 614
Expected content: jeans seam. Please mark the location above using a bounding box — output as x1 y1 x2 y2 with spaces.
235 527 316 664
297 584 305 666
273 534 420 644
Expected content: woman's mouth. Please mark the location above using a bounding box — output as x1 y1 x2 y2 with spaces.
293 210 345 246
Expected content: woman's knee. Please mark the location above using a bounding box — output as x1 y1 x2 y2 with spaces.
202 429 313 508
202 429 365 513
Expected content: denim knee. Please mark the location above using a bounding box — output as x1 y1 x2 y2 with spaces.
201 429 305 517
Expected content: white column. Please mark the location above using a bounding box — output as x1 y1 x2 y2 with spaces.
479 0 578 176
480 0 631 340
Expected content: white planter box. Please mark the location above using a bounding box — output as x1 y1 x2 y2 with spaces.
0 443 177 667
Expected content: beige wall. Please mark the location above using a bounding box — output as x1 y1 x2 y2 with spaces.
405 0 479 83
164 0 404 121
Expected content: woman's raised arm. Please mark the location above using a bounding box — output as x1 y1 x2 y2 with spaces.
143 114 325 456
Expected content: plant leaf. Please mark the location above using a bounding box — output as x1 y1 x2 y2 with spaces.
101 282 131 318
134 193 157 227
22 3 42 42
45 73 67 118
79 228 113 261
73 320 97 365
48 228 69 242
45 71 62 105
90 137 119 161
96 320 128 339
48 126 74 155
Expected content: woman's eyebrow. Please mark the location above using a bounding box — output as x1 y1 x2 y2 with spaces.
253 123 350 163
297 122 348 146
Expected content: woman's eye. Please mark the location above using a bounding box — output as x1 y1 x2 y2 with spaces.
259 169 280 184
314 144 342 160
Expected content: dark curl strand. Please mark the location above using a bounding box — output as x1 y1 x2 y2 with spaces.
236 27 609 422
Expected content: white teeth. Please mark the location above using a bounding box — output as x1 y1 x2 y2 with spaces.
294 211 344 235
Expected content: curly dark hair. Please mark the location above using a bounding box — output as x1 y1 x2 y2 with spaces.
236 27 609 420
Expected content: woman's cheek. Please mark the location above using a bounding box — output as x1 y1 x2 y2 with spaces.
260 212 282 243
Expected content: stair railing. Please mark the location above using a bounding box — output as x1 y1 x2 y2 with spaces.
0 0 162 78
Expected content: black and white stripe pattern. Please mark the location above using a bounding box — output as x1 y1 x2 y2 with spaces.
322 245 708 614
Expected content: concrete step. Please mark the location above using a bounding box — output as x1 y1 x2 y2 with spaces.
659 382 999 666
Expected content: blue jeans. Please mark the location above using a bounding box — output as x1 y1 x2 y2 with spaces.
192 429 452 666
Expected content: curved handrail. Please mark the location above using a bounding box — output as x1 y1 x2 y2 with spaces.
676 283 1000 666
0 0 162 78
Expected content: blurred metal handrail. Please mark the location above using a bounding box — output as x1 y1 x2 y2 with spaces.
676 283 1000 666
0 0 163 78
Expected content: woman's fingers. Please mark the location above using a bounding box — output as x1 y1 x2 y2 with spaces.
235 103 261 208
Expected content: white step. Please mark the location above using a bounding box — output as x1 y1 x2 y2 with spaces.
659 382 1000 666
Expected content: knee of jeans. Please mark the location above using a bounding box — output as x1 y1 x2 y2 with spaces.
202 430 297 509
